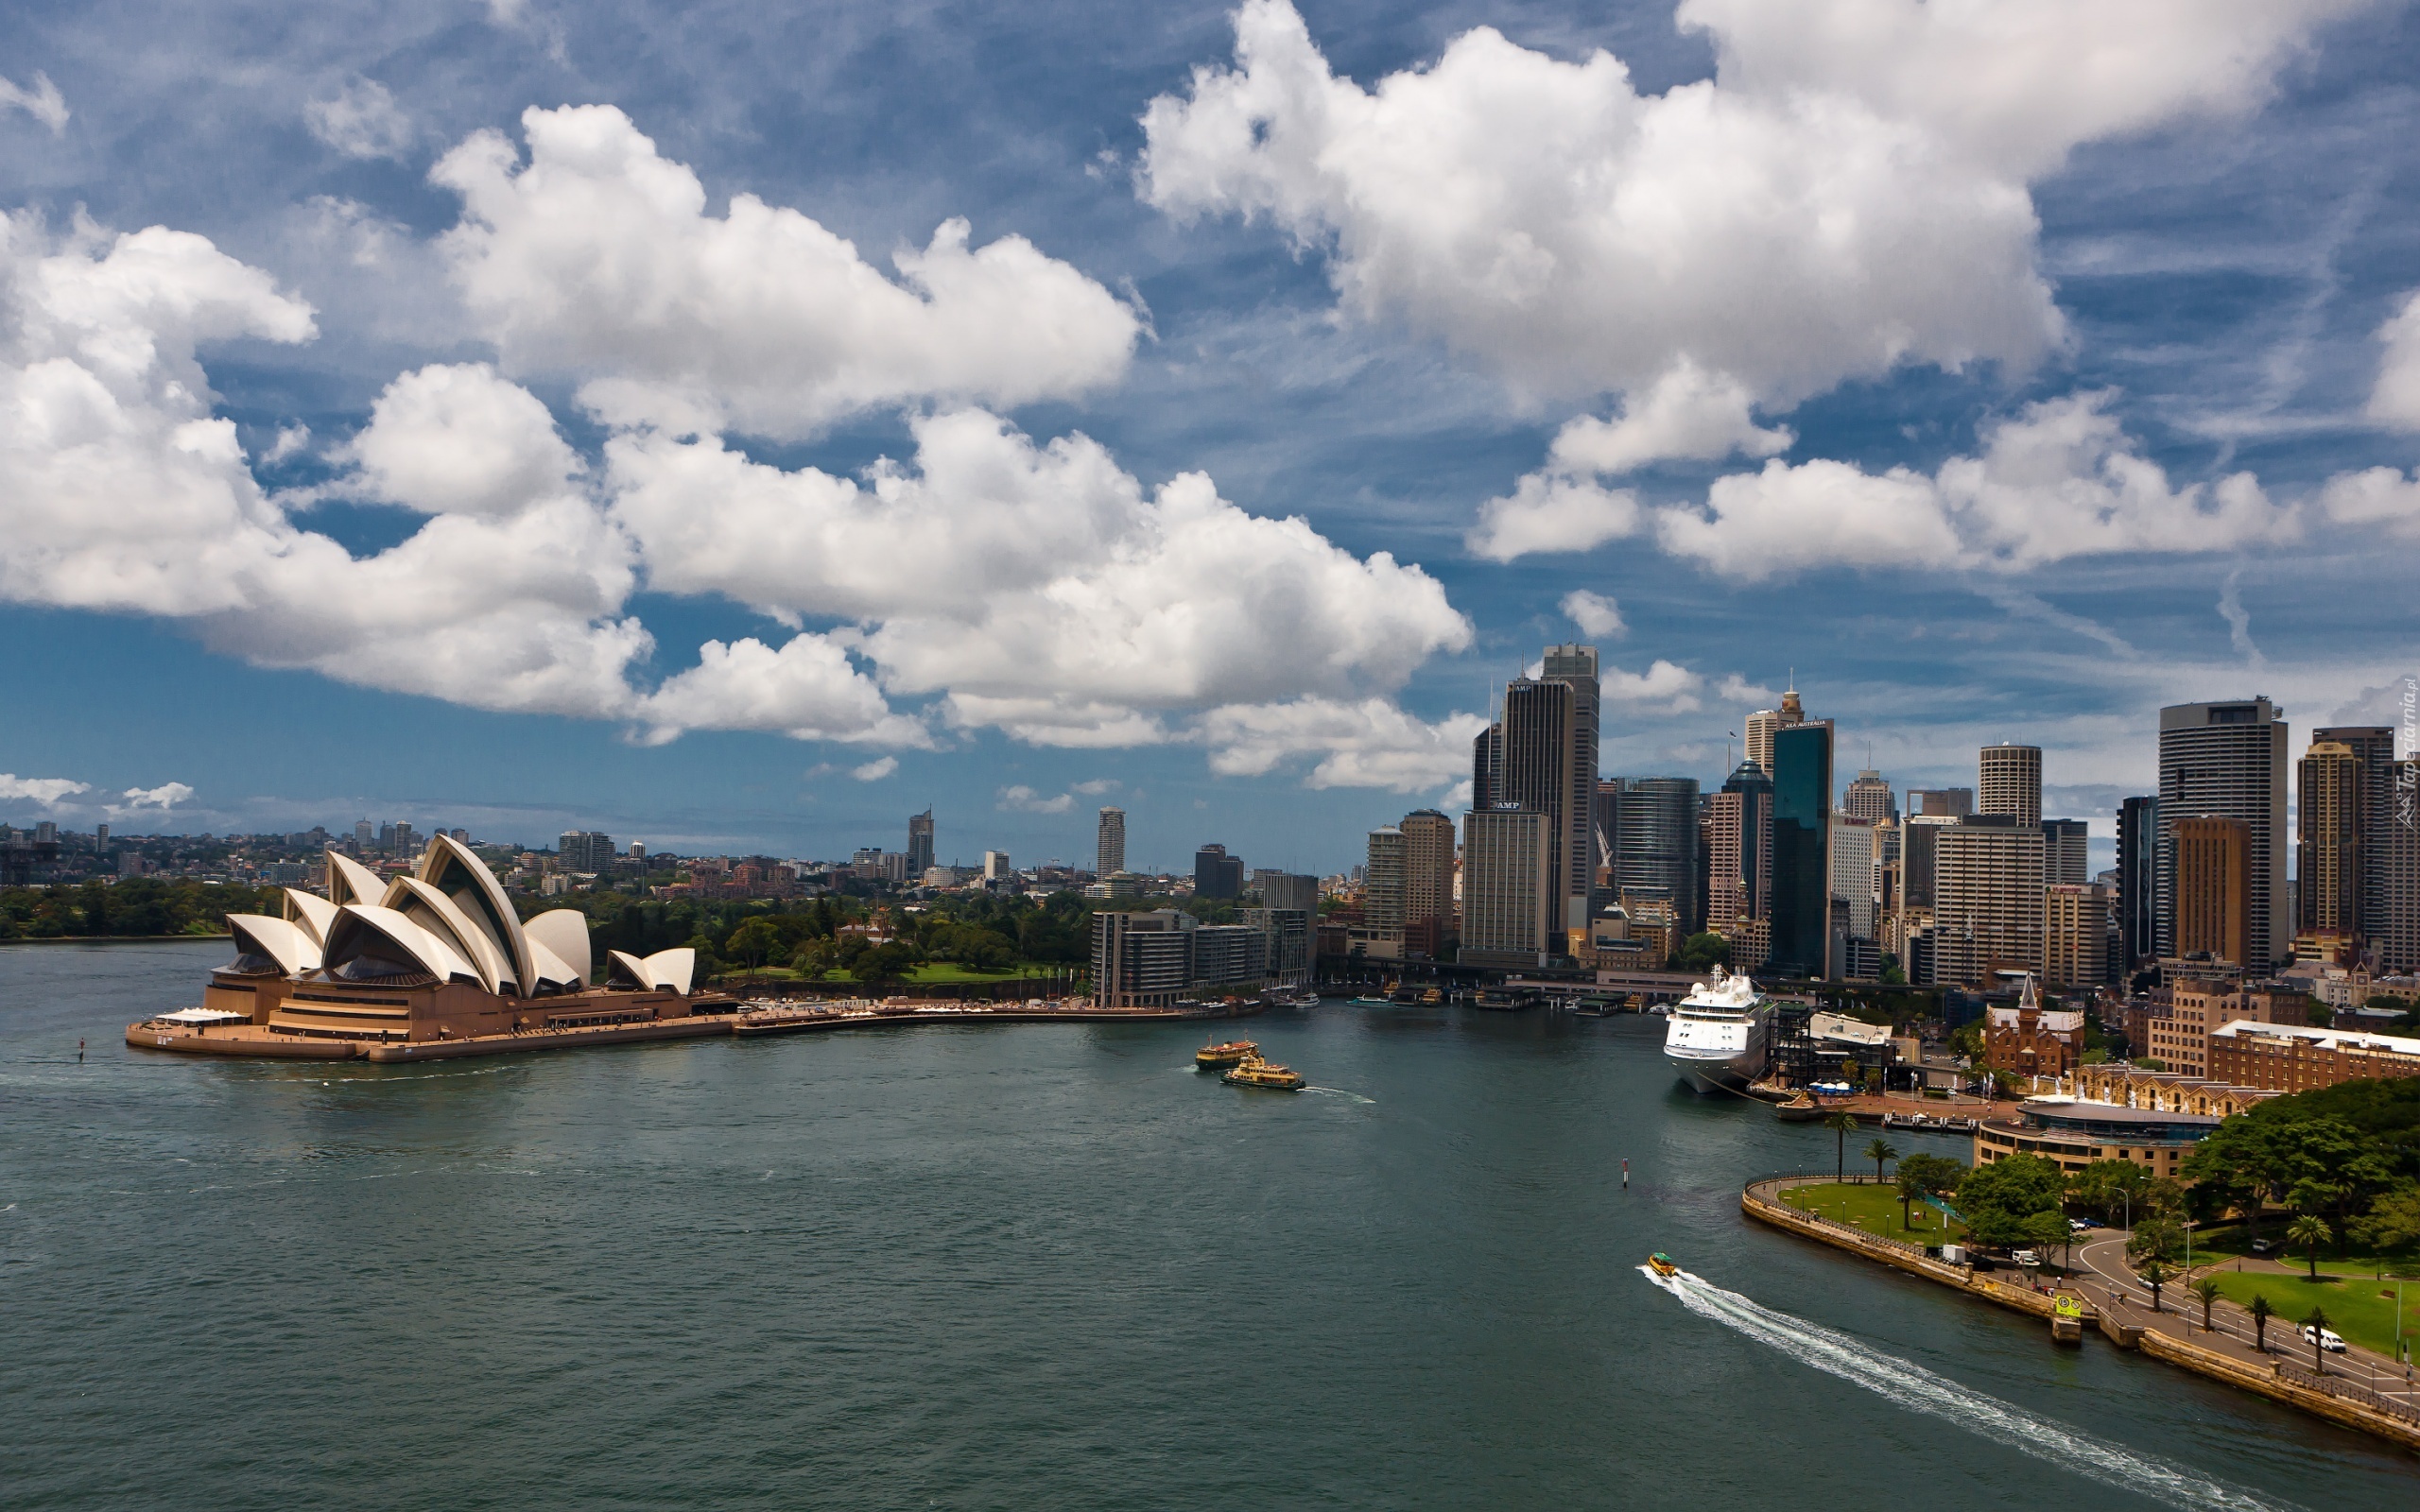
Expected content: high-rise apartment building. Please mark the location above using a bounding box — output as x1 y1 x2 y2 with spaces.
2298 739 2362 938
390 822 419 859
1907 788 1975 819
1742 680 1806 775
1704 763 1773 936
908 809 936 877
2315 726 2395 941
2156 697 2290 968
982 850 1011 882
1400 809 1458 957
1768 721 1833 978
2044 883 2113 988
1842 770 1896 824
2172 815 2252 966
1096 807 1126 876
1935 816 2046 986
1364 825 1407 933
2386 759 2420 973
354 818 374 851
2117 796 2157 970
1540 644 1601 929
1461 807 1555 964
1828 815 1876 941
1254 870 1319 914
1194 843 1244 900
1979 744 2043 827
1611 777 1702 936
2040 818 2088 888
1901 815 1957 911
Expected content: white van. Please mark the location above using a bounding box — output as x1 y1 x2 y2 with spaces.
2301 1324 2347 1353
2013 1249 2041 1267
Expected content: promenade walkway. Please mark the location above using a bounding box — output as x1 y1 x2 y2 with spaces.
2072 1232 2420 1421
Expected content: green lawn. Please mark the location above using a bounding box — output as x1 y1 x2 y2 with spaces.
2176 1222 2405 1276
1783 1181 1966 1247
787 962 1064 986
2202 1267 2420 1362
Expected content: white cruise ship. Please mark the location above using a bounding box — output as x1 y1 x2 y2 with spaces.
1662 968 1774 1092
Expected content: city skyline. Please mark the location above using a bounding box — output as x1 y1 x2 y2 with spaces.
1 1 2417 870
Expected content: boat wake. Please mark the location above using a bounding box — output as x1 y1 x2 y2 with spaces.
1305 1086 1374 1104
1639 1266 2294 1512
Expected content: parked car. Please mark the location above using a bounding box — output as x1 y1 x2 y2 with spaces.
2013 1249 2041 1267
2301 1324 2347 1353
2250 1239 2273 1255
2072 1217 2102 1229
2068 1219 2091 1234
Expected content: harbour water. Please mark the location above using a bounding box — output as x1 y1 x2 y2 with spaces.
5 942 2416 1509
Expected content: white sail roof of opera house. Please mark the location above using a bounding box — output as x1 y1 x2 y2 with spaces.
247 838 680 998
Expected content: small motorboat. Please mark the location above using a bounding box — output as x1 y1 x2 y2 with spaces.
1647 1253 1681 1279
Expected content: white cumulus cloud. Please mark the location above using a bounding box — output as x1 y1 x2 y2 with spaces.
1560 590 1626 639
851 756 898 782
304 78 414 161
116 782 194 811
1655 392 2297 579
2368 289 2420 431
996 784 1074 814
633 634 931 748
1466 473 1637 562
1548 359 1793 476
1600 660 1704 711
0 774 90 805
435 105 1141 438
2317 467 2420 540
1196 697 1487 792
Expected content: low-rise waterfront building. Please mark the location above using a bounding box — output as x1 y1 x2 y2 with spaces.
1981 976 2084 1085
1972 1098 2221 1181
2206 1020 2420 1093
1090 909 1274 1006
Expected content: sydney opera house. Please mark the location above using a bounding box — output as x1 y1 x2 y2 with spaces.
130 836 720 1061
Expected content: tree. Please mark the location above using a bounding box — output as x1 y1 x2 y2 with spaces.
2247 1292 2274 1352
2189 1276 2223 1333
2069 1159 2155 1228
723 918 783 971
2138 1254 2172 1314
2128 1217 2182 1269
1820 1108 1858 1180
2350 1182 2420 1262
2288 1212 2333 1281
1677 932 1729 972
1896 1170 1927 1229
2301 1305 2332 1373
2023 1209 2072 1271
1957 1154 2066 1251
1900 1152 1967 1198
1865 1138 1899 1184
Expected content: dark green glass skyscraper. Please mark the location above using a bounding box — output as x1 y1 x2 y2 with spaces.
1768 721 1833 979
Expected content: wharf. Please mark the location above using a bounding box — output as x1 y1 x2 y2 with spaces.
1742 1176 2420 1452
732 997 1266 1037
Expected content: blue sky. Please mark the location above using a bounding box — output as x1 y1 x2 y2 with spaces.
1 0 2415 873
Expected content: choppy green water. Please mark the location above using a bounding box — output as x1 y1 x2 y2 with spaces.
4 941 2414 1509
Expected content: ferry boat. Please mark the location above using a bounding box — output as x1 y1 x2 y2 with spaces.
1646 1252 1680 1279
1222 1055 1306 1091
1195 1040 1260 1070
1662 967 1775 1093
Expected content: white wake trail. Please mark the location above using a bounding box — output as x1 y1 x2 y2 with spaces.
1642 1267 2295 1512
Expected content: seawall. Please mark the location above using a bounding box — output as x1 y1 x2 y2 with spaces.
1741 1178 2420 1452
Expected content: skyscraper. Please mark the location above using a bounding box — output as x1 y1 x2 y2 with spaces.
2314 726 2395 941
2298 740 2361 937
1194 844 1243 900
2157 697 2290 967
1842 769 1896 824
1768 721 1833 978
1460 807 1554 964
1612 776 1702 936
1400 809 1459 956
2044 884 2113 988
2174 815 2252 966
2117 796 2157 969
1254 870 1319 914
2040 817 2088 888
1364 826 1407 931
1979 744 2043 827
1096 807 1126 875
1471 718 1504 809
1828 815 1876 940
1742 679 1805 775
354 818 372 851
908 809 936 877
1501 658 1599 936
1705 762 1774 936
1540 644 1602 929
1907 788 1975 818
2383 758 2419 973
1936 816 2046 985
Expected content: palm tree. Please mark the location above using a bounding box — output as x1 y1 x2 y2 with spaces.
2189 1276 2223 1333
2247 1292 2274 1353
2138 1254 2172 1314
2289 1213 2333 1281
1825 1111 1859 1181
1865 1137 1899 1185
2302 1305 2331 1374
1895 1169 1926 1230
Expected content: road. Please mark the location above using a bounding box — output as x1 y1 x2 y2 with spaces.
2070 1231 2420 1413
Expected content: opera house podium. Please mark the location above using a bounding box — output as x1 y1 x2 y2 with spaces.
130 838 734 1061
